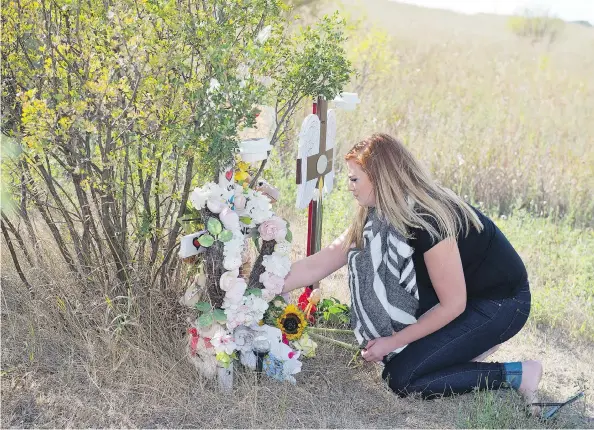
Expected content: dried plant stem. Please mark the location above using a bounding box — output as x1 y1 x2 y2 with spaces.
307 332 359 352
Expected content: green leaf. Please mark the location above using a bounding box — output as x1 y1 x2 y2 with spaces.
285 228 293 242
199 234 214 247
239 216 252 225
245 288 262 297
213 308 227 322
207 217 223 236
197 312 214 328
252 235 260 250
219 229 233 242
194 302 211 312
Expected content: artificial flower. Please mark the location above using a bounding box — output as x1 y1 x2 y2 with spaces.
223 255 242 271
234 161 251 183
292 332 317 358
207 197 227 214
243 295 268 325
274 241 292 255
189 187 209 209
220 269 240 292
277 304 307 341
223 302 249 329
224 279 247 304
210 331 236 355
273 297 286 308
223 234 244 256
298 287 313 311
262 289 280 302
258 216 287 242
298 288 316 323
259 271 285 294
219 207 240 231
242 191 272 225
190 183 227 210
262 253 291 278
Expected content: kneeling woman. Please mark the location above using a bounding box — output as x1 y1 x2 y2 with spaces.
282 133 541 406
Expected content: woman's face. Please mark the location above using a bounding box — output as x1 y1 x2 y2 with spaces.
347 160 376 207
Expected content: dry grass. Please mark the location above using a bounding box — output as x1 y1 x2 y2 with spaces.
1 216 592 428
2 0 594 428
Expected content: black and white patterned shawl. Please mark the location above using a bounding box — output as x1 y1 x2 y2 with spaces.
347 208 419 350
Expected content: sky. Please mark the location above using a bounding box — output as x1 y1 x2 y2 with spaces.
393 0 594 24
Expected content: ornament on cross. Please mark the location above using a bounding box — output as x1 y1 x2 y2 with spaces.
294 94 359 276
295 102 337 209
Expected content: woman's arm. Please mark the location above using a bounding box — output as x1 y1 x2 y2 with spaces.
282 229 350 293
362 238 467 362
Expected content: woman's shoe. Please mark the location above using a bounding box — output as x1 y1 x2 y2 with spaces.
531 391 585 420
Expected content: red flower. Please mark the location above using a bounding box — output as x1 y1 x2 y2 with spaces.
281 332 289 345
298 288 312 311
298 287 317 324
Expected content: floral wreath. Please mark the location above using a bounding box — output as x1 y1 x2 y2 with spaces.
179 161 319 384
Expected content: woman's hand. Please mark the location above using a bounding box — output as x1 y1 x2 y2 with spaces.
361 335 402 363
282 229 349 293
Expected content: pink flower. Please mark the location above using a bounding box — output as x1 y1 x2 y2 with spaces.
259 271 284 294
219 207 240 231
258 216 287 242
233 193 247 210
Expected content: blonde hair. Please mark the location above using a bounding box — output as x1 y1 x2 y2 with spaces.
344 133 483 249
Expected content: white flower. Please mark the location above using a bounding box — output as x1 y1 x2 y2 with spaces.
190 187 209 209
223 255 242 271
223 233 244 259
256 25 272 44
224 296 268 330
262 253 291 278
243 191 273 225
190 183 227 210
207 196 227 214
219 270 240 292
243 295 268 325
274 241 292 255
225 279 247 304
224 302 250 329
210 332 236 355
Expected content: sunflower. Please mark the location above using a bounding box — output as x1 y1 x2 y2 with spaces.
276 304 307 341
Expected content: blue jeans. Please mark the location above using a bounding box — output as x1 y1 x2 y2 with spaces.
382 283 531 398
